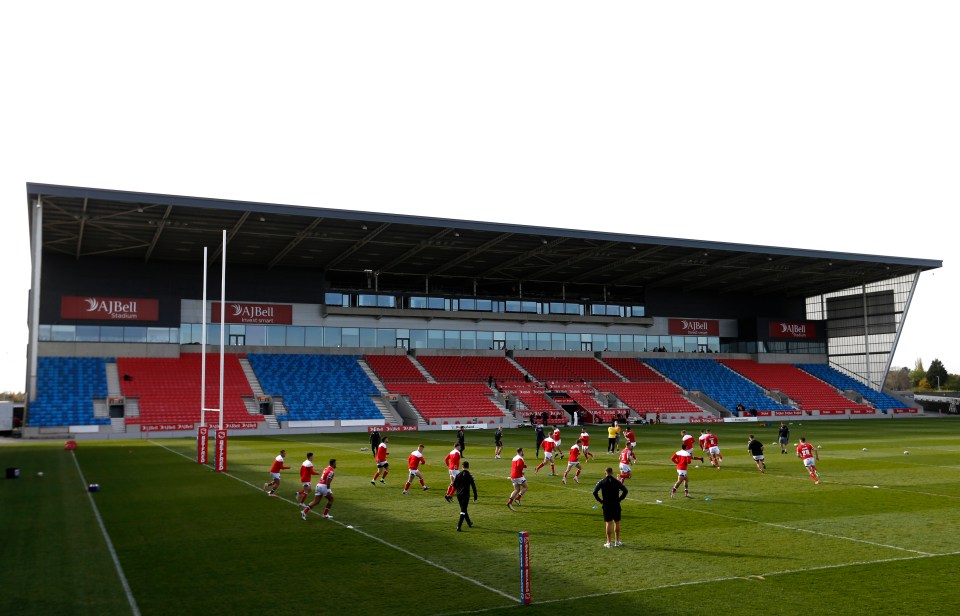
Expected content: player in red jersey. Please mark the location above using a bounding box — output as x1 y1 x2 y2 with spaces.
796 437 820 484
403 444 429 494
617 444 636 482
302 459 336 520
534 436 557 475
562 438 585 485
704 429 723 469
263 449 290 495
670 448 704 498
579 428 595 461
371 436 390 485
552 427 563 459
681 430 695 452
444 443 463 501
623 426 636 450
507 447 527 510
297 452 321 505
698 429 708 452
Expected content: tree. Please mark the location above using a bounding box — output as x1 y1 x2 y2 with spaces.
885 367 911 391
926 359 949 391
909 359 926 388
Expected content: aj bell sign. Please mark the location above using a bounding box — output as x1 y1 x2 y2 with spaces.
61 296 159 321
769 321 817 339
211 302 293 325
668 318 719 336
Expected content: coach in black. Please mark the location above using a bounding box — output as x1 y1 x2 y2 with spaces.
452 460 478 531
369 428 381 457
593 467 628 548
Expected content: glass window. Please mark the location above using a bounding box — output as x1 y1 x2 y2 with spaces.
477 331 493 350
461 330 477 350
123 327 147 343
377 329 396 348
592 334 606 350
287 326 306 347
607 335 622 352
505 331 522 350
460 299 475 311
565 333 579 351
430 297 447 310
359 328 376 347
247 326 267 346
410 329 427 349
505 301 521 313
444 330 460 349
266 326 285 346
342 328 360 347
683 337 697 352
324 327 342 348
76 326 100 342
100 327 123 343
408 297 427 309
147 327 172 343
477 299 493 312
536 332 551 351
427 329 444 349
51 325 75 342
324 292 349 307
550 332 564 350
38 324 51 341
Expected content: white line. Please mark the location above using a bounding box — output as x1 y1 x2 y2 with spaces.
473 467 934 556
436 550 960 614
149 440 519 604
70 452 141 616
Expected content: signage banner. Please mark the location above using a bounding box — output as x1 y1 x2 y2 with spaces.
211 302 292 325
369 425 419 432
668 318 719 336
140 423 195 432
768 321 818 339
518 531 531 605
61 296 159 321
214 430 228 472
197 426 209 464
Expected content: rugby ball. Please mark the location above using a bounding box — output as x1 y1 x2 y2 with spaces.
816 445 822 449
903 451 909 455
862 448 868 451
37 471 44 477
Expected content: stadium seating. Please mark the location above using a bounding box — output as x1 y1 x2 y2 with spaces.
249 354 381 421
363 354 428 383
515 356 619 383
28 357 110 427
119 354 262 426
385 383 506 419
596 381 704 416
796 364 913 412
720 359 875 413
601 358 662 382
415 355 528 384
644 358 793 413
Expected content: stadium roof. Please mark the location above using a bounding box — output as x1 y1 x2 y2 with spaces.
26 183 941 299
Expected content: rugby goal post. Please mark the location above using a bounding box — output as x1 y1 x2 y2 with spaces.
198 231 228 471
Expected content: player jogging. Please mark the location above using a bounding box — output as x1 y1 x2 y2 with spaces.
403 444 430 494
371 436 389 485
617 444 636 482
552 427 563 459
796 437 820 484
444 443 463 501
263 449 290 496
747 434 766 473
562 438 585 485
670 448 704 498
624 426 636 450
494 426 504 459
704 429 723 469
301 459 336 520
534 436 557 475
698 429 708 453
579 428 595 461
297 452 321 505
507 448 527 510
681 430 695 452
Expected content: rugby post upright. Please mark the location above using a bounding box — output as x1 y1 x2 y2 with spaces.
197 247 209 464
198 231 229 471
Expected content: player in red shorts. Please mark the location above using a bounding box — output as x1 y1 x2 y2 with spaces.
507 447 527 510
371 436 390 485
670 448 704 498
403 444 430 494
263 449 290 496
796 437 820 484
297 452 321 505
444 442 463 501
302 459 336 520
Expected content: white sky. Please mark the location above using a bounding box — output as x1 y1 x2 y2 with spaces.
1 2 957 392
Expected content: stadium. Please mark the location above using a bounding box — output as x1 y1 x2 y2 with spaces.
6 183 958 614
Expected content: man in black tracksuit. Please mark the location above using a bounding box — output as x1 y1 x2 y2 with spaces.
369 429 381 457
593 467 628 547
535 424 545 459
452 461 478 531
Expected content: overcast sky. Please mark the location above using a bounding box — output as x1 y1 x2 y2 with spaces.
2 2 957 393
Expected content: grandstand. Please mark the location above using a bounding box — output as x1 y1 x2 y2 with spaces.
21 184 936 437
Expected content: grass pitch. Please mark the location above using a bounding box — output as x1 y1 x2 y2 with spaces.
3 418 960 615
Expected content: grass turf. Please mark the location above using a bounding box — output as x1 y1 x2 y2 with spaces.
2 418 959 615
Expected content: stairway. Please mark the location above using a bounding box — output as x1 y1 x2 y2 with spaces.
110 417 126 433
408 356 437 383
